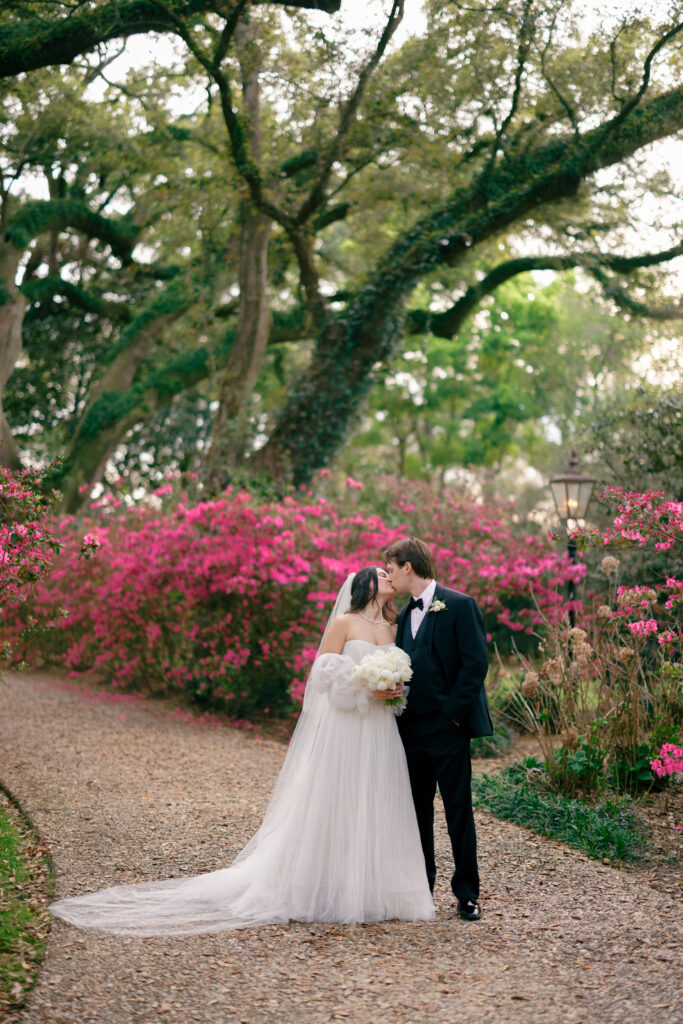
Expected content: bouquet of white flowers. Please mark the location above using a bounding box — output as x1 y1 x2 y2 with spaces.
351 645 413 708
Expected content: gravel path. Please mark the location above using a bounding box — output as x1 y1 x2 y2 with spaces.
1 670 680 1024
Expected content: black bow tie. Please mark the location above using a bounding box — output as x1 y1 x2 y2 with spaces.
408 597 423 611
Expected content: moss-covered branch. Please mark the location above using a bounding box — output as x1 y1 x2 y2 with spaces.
5 201 140 262
57 334 233 512
405 240 683 339
100 278 195 368
0 0 341 78
21 277 133 323
589 266 683 320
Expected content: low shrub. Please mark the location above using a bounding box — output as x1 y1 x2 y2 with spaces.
473 761 649 862
508 488 682 796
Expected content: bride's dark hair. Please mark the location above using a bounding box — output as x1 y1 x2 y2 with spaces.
349 567 397 624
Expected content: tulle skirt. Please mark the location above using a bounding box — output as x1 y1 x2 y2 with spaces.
51 697 434 935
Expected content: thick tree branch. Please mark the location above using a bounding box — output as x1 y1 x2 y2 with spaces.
589 266 683 320
99 278 194 370
5 200 140 262
289 229 330 334
171 5 287 229
405 240 683 338
539 8 579 134
59 277 197 498
21 276 133 322
56 333 235 513
609 26 628 107
0 0 341 77
480 0 535 186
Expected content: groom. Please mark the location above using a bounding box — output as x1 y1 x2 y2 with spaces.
385 537 492 921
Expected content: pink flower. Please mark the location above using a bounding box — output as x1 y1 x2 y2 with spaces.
627 619 658 636
650 744 683 779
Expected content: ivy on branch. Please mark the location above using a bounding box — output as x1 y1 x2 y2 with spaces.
405 240 683 339
5 200 140 262
0 0 341 78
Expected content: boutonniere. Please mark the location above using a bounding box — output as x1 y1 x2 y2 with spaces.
427 599 447 614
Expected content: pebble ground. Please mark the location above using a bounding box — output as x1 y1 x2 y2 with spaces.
1 671 680 1024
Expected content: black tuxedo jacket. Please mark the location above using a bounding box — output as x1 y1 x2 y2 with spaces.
397 583 493 738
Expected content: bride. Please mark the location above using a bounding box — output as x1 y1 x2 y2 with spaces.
51 567 435 934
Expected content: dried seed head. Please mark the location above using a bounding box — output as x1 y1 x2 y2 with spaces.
543 657 563 684
521 671 540 698
562 727 579 750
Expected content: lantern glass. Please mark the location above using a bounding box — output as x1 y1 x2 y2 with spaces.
549 452 596 523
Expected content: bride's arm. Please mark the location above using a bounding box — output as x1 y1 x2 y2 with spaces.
312 617 370 713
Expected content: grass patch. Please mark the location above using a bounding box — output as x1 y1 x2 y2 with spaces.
0 788 52 1017
472 763 650 864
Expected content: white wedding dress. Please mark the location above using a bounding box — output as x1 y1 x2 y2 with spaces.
51 639 435 935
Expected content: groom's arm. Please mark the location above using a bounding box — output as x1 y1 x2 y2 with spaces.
441 596 488 723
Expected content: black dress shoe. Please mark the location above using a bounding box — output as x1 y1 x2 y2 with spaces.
458 898 481 921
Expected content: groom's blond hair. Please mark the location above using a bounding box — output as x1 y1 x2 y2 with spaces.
384 537 435 579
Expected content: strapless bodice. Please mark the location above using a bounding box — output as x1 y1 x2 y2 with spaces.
341 639 395 664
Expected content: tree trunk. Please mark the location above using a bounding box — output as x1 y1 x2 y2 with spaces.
57 291 194 511
0 242 25 469
203 18 272 493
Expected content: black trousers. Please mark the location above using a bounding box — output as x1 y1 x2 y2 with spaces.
398 710 479 902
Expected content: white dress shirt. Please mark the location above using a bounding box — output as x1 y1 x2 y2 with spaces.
410 579 437 638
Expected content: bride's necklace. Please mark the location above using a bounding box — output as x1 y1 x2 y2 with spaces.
357 609 385 625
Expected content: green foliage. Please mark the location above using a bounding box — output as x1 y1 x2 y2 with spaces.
1 3 682 501
552 731 607 795
0 794 51 1016
101 278 195 367
75 343 223 443
582 383 683 500
350 273 652 478
470 715 515 760
473 765 649 863
609 742 662 793
5 302 104 462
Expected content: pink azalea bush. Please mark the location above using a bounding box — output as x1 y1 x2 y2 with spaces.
572 486 683 554
1 475 578 720
0 466 61 607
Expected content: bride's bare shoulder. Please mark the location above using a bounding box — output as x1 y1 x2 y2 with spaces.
320 614 352 654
